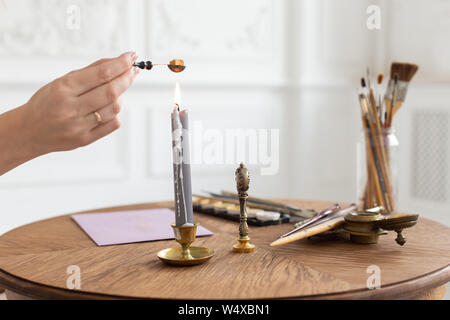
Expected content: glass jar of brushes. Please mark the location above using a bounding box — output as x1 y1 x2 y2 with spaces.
357 128 399 214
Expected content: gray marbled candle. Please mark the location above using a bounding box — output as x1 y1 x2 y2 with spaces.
171 85 194 226
179 109 194 225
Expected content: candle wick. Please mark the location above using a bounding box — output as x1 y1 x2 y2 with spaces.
175 103 180 111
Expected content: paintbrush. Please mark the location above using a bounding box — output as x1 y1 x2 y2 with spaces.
359 80 388 210
219 190 303 212
366 67 372 91
377 72 384 121
368 78 394 212
384 62 418 126
385 74 398 128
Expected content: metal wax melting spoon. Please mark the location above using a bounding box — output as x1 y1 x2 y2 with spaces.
133 59 186 73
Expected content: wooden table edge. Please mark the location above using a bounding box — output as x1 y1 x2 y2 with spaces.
0 200 448 300
0 263 448 300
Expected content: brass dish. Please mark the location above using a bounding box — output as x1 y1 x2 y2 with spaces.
157 222 214 266
157 246 215 266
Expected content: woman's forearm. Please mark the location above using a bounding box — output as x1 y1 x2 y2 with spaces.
0 52 138 176
0 105 40 176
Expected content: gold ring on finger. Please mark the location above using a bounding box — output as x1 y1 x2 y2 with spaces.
93 111 102 125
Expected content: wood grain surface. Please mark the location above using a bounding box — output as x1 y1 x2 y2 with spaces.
0 200 448 300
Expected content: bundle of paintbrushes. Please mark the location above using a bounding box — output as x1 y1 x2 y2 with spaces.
192 191 317 226
358 62 418 213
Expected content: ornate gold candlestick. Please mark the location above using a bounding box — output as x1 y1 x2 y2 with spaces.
233 163 255 253
157 223 214 266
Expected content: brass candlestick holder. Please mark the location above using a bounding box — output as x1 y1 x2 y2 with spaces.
157 223 214 266
233 163 255 253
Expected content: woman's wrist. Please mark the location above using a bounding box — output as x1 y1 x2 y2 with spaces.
0 104 43 175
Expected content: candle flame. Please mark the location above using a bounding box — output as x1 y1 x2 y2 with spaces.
174 81 181 107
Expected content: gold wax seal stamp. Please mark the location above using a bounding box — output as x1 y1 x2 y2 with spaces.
233 163 255 253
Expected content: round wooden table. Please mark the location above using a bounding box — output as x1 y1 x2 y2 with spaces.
0 200 449 300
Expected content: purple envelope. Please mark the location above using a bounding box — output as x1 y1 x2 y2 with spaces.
72 208 213 246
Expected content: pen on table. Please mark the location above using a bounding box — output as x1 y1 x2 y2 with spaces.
277 203 341 239
294 203 357 230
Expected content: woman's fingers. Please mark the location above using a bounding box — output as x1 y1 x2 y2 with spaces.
85 58 113 68
79 67 139 115
65 52 137 96
21 54 138 155
86 98 122 130
83 117 121 146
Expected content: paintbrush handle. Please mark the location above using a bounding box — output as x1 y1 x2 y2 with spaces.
384 100 401 128
391 101 403 123
220 190 301 211
367 94 395 211
365 92 394 212
363 119 386 208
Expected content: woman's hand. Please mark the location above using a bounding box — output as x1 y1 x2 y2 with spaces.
22 51 139 154
0 52 139 175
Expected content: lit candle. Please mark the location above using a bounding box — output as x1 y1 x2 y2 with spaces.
171 82 194 226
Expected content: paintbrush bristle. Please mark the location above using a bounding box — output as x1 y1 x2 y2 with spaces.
390 62 419 82
377 73 384 84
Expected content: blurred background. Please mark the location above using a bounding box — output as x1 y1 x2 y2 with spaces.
0 0 449 235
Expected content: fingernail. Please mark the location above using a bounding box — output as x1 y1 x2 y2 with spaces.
132 66 140 76
128 51 137 63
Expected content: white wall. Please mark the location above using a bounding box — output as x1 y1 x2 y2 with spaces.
1 0 449 236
